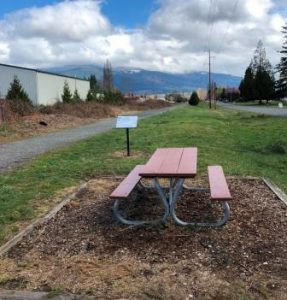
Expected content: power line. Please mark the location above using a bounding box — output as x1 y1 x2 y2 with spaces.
221 0 240 49
208 0 218 48
204 0 240 108
206 0 240 100
205 0 214 52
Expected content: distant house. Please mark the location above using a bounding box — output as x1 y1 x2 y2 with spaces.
225 87 240 101
0 63 90 105
225 87 240 94
196 88 207 100
124 93 140 101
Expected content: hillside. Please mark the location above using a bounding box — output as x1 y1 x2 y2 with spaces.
44 65 242 94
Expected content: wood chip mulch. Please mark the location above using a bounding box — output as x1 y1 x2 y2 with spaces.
0 177 286 299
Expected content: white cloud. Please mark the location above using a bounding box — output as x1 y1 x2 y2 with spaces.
245 0 274 19
146 0 285 75
0 0 285 76
2 0 111 42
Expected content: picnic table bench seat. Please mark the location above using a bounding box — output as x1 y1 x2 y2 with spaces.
110 164 170 225
110 165 145 199
172 165 232 228
208 165 232 201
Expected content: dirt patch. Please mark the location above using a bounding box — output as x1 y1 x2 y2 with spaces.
109 150 145 159
0 100 172 144
0 178 286 299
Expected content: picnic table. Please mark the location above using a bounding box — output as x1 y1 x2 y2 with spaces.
110 147 232 227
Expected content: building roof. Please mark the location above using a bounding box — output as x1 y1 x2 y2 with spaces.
0 63 89 82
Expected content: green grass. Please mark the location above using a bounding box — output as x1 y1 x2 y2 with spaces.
0 103 287 244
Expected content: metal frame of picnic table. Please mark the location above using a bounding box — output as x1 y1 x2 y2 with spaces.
113 148 230 227
113 178 230 227
113 179 170 226
165 179 230 227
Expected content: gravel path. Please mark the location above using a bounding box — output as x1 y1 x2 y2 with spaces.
0 105 182 173
217 102 287 117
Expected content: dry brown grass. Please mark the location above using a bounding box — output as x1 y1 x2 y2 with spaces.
0 100 172 144
39 100 171 119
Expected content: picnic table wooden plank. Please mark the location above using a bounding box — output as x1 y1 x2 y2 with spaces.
139 148 166 176
110 165 145 199
158 148 183 175
140 147 197 177
208 166 232 200
139 148 179 177
177 147 197 177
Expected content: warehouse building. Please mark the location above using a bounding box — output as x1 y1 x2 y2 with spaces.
0 63 90 105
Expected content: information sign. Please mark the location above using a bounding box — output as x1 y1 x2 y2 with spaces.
116 116 138 129
116 115 138 156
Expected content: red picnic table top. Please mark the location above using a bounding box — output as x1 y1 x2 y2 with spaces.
139 147 197 178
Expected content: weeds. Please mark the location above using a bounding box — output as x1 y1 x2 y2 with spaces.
263 141 286 154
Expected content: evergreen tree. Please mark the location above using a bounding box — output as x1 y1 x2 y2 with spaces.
73 89 81 102
86 74 101 102
6 76 31 103
89 74 99 91
103 60 113 92
239 66 254 101
254 68 275 103
86 89 94 101
62 81 73 103
189 91 200 106
221 88 227 100
239 41 275 102
276 23 287 98
251 40 272 75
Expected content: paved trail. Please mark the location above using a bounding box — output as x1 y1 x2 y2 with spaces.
218 102 287 117
0 105 181 173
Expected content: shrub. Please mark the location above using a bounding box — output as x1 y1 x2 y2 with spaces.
61 81 73 103
86 89 93 101
6 76 31 103
73 89 81 102
165 93 187 103
264 141 286 154
7 100 34 116
189 91 200 106
103 90 124 104
5 76 34 116
86 89 96 101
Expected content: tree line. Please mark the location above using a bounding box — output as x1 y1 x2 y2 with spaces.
239 23 287 102
62 59 123 104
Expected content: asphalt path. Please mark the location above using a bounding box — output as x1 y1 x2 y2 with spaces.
0 105 183 173
217 102 287 117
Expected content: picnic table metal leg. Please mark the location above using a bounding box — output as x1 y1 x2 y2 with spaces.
171 199 230 228
138 180 154 190
170 178 185 205
113 181 170 226
169 178 180 205
153 178 170 222
182 183 210 192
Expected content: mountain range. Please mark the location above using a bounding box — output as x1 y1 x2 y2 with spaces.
44 64 242 94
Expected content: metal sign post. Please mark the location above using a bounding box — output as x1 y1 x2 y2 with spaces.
126 128 130 156
0 101 5 124
116 116 138 156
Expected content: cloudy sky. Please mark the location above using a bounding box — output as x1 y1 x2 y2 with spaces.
0 0 286 76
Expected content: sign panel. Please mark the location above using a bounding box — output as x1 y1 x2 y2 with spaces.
116 115 138 128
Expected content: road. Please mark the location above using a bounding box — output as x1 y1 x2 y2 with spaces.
0 105 182 173
217 102 287 117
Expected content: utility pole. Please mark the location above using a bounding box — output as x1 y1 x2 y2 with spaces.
208 48 212 109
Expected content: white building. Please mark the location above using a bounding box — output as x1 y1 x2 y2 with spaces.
0 63 90 105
